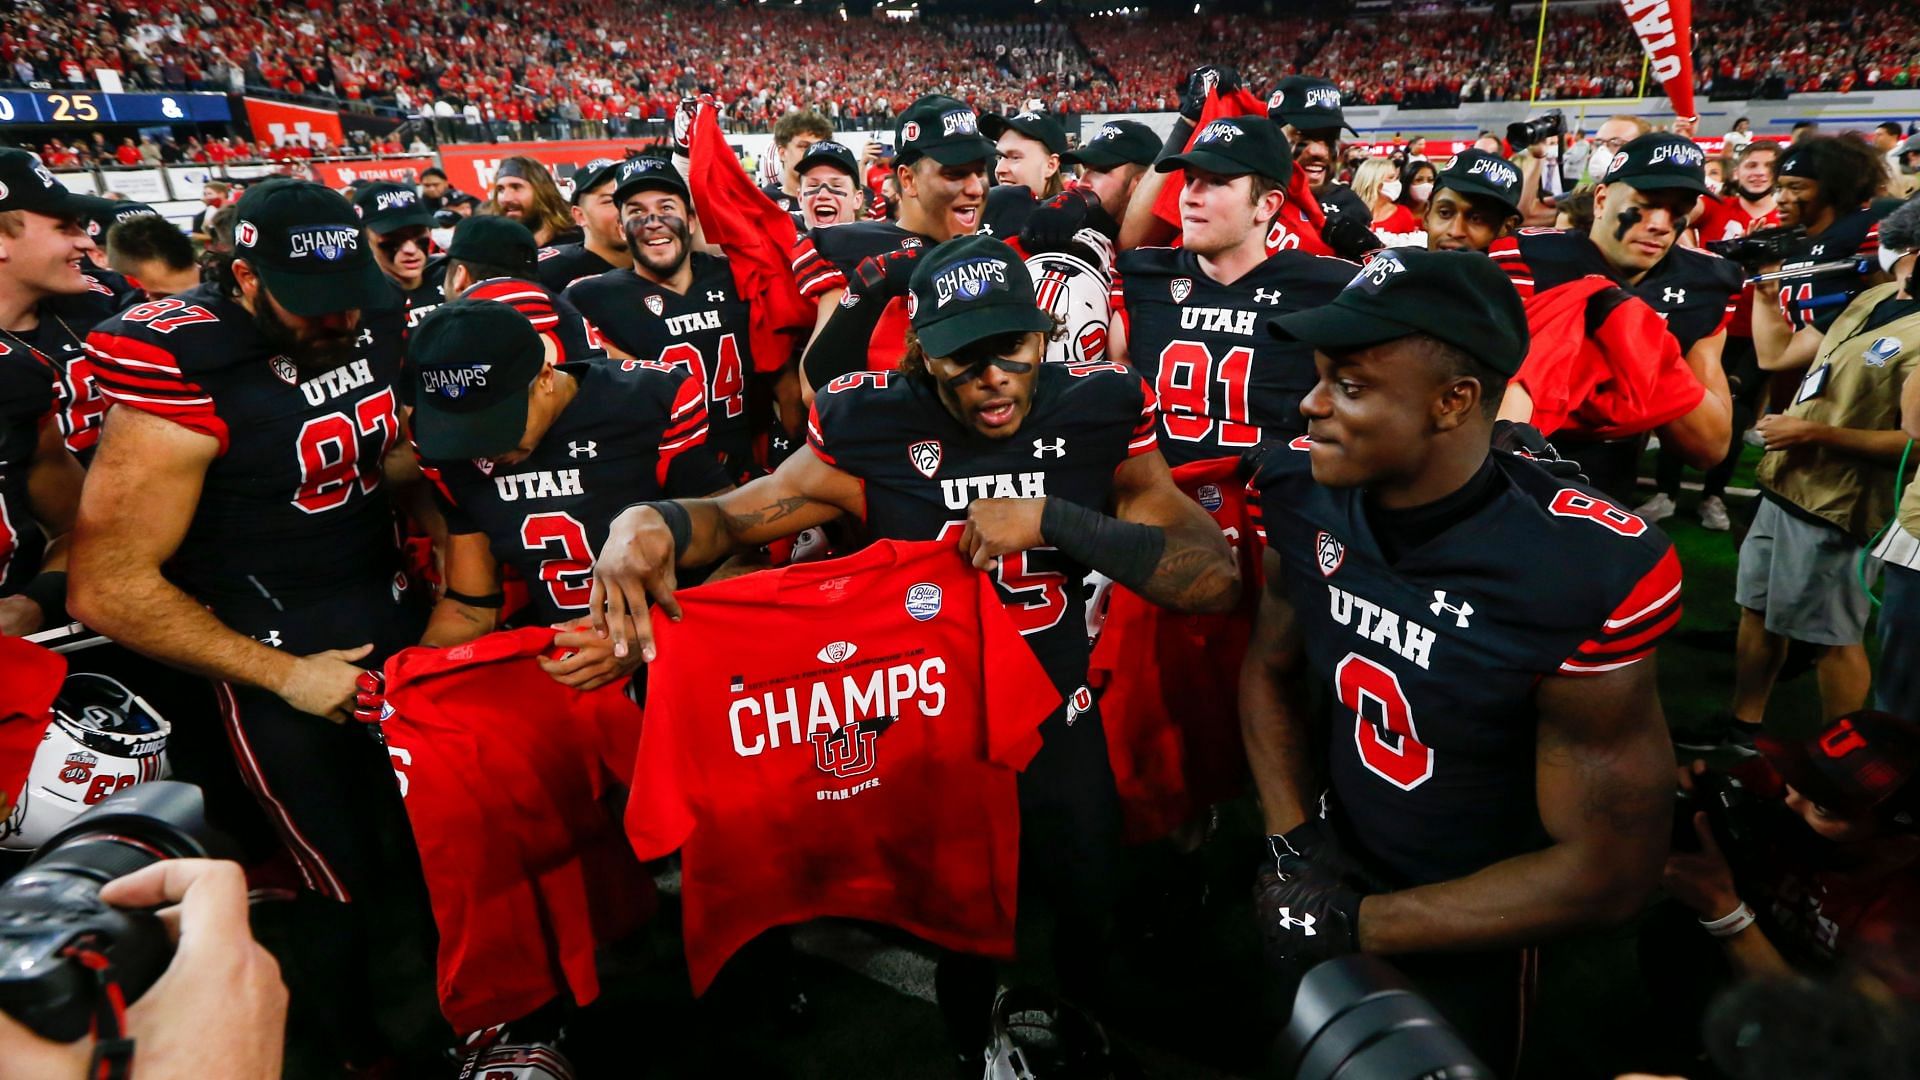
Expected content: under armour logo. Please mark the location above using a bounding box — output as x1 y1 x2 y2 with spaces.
569 440 598 459
1662 287 1686 305
61 343 78 352
1274 908 1318 936
356 327 374 347
706 290 726 302
1032 437 1066 458
1429 590 1474 628
1253 288 1284 305
260 630 284 648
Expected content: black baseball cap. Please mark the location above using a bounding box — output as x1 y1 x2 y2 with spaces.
1434 149 1524 214
0 148 93 219
567 157 622 204
895 95 997 167
446 214 537 276
1596 132 1712 196
408 299 548 460
232 179 389 316
907 234 1053 358
1268 248 1530 376
612 155 689 207
981 111 1068 156
72 195 161 244
353 182 435 234
796 140 861 181
1266 76 1357 136
1758 710 1919 825
1156 115 1294 186
1063 119 1158 169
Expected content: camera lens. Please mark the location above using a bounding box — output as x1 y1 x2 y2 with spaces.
1285 957 1494 1080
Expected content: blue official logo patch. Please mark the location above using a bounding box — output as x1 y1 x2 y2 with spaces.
905 582 943 621
1197 483 1223 512
1865 337 1902 368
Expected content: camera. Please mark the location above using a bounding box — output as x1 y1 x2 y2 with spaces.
1505 109 1565 149
1283 956 1492 1079
1705 224 1809 269
0 781 222 1041
1672 767 1762 857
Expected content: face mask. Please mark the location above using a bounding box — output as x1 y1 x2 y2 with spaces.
1878 245 1911 274
1380 180 1403 202
1411 181 1435 202
1587 148 1615 180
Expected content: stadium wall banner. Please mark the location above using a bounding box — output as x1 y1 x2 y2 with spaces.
309 157 436 187
438 140 660 195
96 169 171 205
242 97 347 152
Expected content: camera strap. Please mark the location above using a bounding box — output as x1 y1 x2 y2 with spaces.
65 943 135 1080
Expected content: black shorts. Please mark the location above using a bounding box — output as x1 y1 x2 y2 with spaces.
207 576 426 902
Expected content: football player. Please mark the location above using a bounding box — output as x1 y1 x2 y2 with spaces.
1108 115 1355 464
791 94 994 387
354 181 446 328
0 155 140 469
104 213 202 298
1488 132 1741 496
443 215 596 365
1243 248 1677 1072
484 156 581 247
69 179 439 1068
1420 149 1524 254
592 235 1241 1064
1266 75 1371 224
564 157 758 477
407 298 730 689
794 141 866 231
535 158 629 292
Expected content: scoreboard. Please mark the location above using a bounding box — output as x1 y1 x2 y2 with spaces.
0 91 232 125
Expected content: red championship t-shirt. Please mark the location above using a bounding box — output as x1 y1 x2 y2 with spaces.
627 538 1060 993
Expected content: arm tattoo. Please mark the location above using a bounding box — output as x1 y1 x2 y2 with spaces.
1136 517 1239 614
723 494 812 534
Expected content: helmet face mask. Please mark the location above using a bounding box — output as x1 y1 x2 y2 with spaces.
2 674 171 852
985 986 1113 1080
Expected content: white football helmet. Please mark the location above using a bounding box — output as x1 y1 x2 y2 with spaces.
0 673 171 852
1026 231 1115 366
459 1040 577 1080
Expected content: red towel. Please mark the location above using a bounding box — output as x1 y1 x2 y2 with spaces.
1515 276 1706 440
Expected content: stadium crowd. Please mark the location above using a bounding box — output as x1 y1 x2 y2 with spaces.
3 4 1920 1074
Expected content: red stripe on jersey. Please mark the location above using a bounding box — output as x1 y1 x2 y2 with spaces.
1244 477 1267 545
656 378 711 487
791 236 846 300
1857 223 1881 260
804 402 835 465
1485 241 1536 301
1127 376 1158 457
466 279 560 329
1562 546 1682 672
86 332 229 453
1109 271 1130 342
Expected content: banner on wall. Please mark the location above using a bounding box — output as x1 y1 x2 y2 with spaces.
437 140 659 197
242 96 346 151
309 157 436 187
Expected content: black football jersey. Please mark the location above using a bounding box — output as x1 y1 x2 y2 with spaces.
0 350 53 593
426 360 727 629
562 254 754 470
981 185 1037 240
760 182 801 214
1117 246 1355 465
85 282 407 607
1490 229 1744 354
1777 206 1885 333
25 270 143 464
807 361 1158 691
1248 438 1682 887
460 277 596 365
534 242 616 293
401 257 450 329
806 220 926 281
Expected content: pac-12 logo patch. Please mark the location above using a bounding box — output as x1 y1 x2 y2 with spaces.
909 439 942 478
59 751 97 784
270 356 299 386
1170 277 1193 304
905 583 942 621
816 640 859 664
1315 530 1345 577
645 294 664 316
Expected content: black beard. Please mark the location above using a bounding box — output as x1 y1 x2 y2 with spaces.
253 294 355 375
626 215 692 279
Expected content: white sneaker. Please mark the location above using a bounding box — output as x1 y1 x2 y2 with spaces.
1636 492 1677 522
1699 495 1731 532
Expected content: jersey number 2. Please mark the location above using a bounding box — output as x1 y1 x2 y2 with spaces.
521 512 593 612
1338 653 1433 792
1156 340 1257 448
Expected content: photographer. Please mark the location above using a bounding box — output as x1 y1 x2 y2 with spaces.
1709 196 1920 750
0 859 287 1078
1659 711 1920 997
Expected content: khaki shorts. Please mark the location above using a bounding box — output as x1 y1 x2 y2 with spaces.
1735 497 1871 646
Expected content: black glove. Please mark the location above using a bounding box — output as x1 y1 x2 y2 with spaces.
353 668 389 725
1492 419 1588 484
1320 211 1384 262
849 246 922 300
1020 187 1095 253
1178 64 1241 122
1254 825 1365 969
